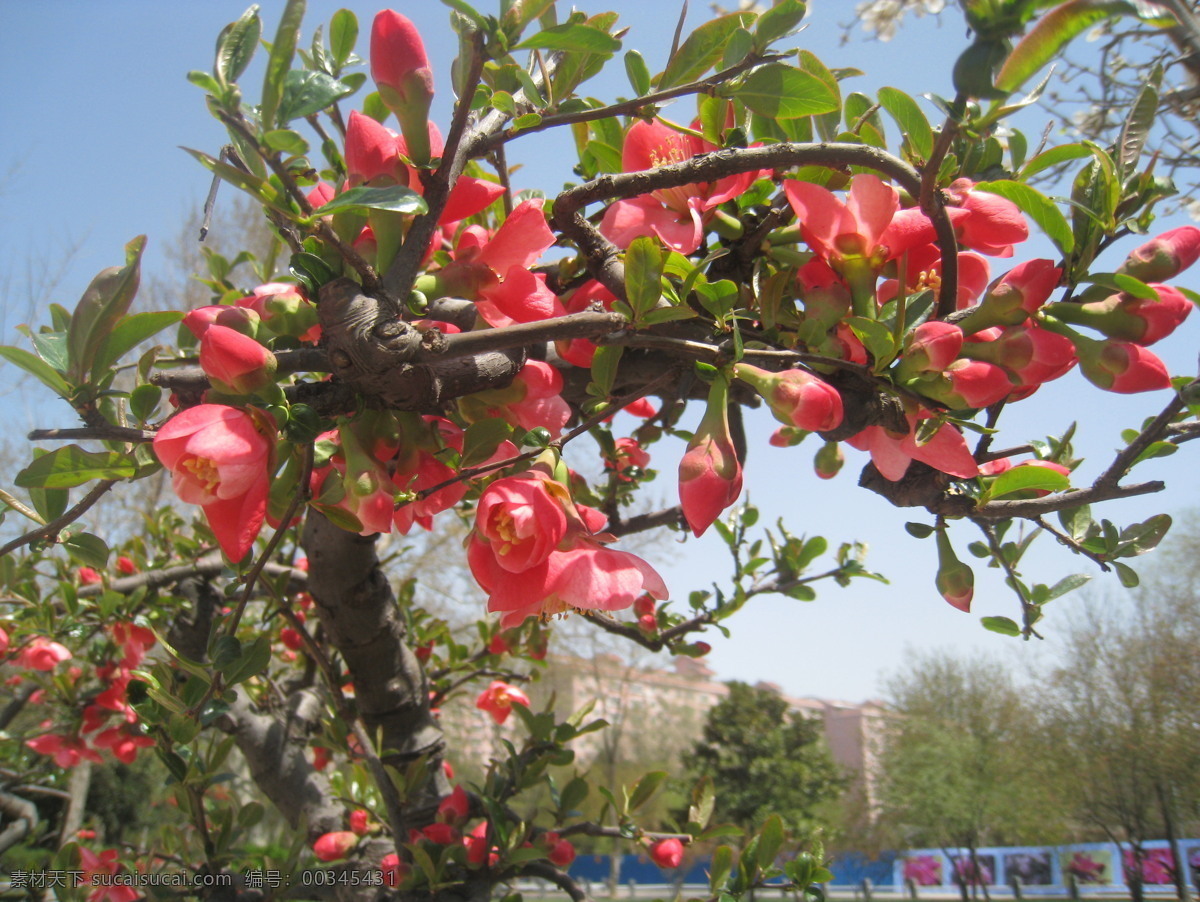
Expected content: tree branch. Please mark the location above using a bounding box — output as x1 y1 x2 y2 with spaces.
0 479 118 559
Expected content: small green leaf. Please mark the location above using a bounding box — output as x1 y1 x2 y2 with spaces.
278 69 355 122
224 635 273 684
757 814 784 868
31 332 69 373
1113 560 1140 588
877 87 934 160
187 70 223 94
91 311 183 378
263 128 311 156
754 0 807 49
736 64 839 119
974 180 1074 255
628 771 668 810
589 345 623 398
626 237 664 319
657 12 754 90
16 446 138 489
984 463 1071 500
905 521 935 539
1058 503 1092 540
312 185 428 216
711 845 735 891
0 345 72 397
624 49 651 96
981 615 1022 636
515 23 621 53
216 5 262 85
63 532 110 569
67 237 145 384
1116 63 1161 177
460 419 514 468
260 0 306 129
129 384 163 423
1046 573 1090 600
329 8 359 69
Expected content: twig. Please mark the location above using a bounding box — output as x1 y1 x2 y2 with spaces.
965 479 1164 520
1033 515 1111 571
28 426 156 444
973 519 1042 639
1095 384 1189 488
0 480 118 559
517 862 589 902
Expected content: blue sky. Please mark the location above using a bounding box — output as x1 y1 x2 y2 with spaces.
1 1 1196 700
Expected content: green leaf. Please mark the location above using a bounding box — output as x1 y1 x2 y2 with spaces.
1133 441 1177 464
688 775 716 829
626 237 664 319
312 185 428 216
754 0 807 49
757 814 784 868
515 23 621 53
877 87 934 160
974 180 1074 255
1046 573 1090 600
278 70 355 122
31 332 69 373
736 64 839 119
981 615 1022 636
0 345 72 397
1116 63 1161 177
846 316 898 370
224 635 273 684
905 522 935 539
67 237 145 384
642 306 697 325
260 0 306 129
657 12 754 90
187 70 223 95
711 845 735 891
16 446 137 489
129 384 163 422
460 419 514 468
589 345 623 398
1116 512 1171 556
996 1 1176 96
63 532 111 569
984 463 1071 500
91 311 183 377
329 8 358 69
1057 503 1092 540
216 5 262 86
628 771 668 810
263 128 311 155
558 776 589 815
624 49 651 96
1113 560 1140 588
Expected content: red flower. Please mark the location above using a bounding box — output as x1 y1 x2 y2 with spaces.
17 636 72 671
944 178 1028 256
848 411 979 482
27 733 103 768
649 838 685 869
115 556 137 575
111 621 155 668
153 405 271 561
786 174 901 274
605 437 651 482
349 809 371 835
313 831 359 862
545 832 576 868
600 119 758 255
472 471 568 573
381 852 407 887
78 848 140 902
1119 225 1200 282
475 680 531 725
1074 337 1171 393
78 567 102 585
92 726 155 764
438 785 470 823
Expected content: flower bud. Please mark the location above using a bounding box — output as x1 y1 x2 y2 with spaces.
371 10 435 165
1074 336 1171 393
313 831 358 862
734 363 843 432
935 529 973 613
649 838 685 869
897 321 963 376
814 440 844 480
199 325 278 395
956 259 1061 333
908 359 1014 409
679 374 743 537
961 323 1076 387
1118 226 1200 282
1045 284 1192 346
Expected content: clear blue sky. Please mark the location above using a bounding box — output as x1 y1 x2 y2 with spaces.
1 1 1196 700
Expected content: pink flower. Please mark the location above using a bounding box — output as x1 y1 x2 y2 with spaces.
0 626 8 656
786 174 900 274
472 471 568 573
733 364 844 432
600 119 757 254
848 411 979 482
313 831 359 862
92 726 154 764
1119 225 1200 282
17 636 72 671
475 681 530 724
459 360 571 438
605 437 651 481
153 404 272 561
78 566 102 585
27 733 103 768
679 374 742 536
944 178 1028 256
345 110 406 185
438 785 470 823
199 324 277 394
111 622 155 669
78 848 140 902
115 556 137 575
900 321 964 374
649 838 685 869
371 10 435 164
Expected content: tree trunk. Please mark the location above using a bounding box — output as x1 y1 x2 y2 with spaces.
1156 782 1191 902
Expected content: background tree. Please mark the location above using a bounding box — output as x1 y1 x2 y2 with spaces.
683 681 846 840
876 653 1067 887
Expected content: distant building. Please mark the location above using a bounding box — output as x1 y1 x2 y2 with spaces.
438 652 885 812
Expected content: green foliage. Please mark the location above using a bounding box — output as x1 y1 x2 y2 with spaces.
683 682 846 839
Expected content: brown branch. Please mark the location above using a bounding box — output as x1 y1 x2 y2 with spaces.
1095 384 1189 489
0 480 118 559
1033 515 1111 571
28 425 155 444
415 311 628 362
516 862 589 902
965 479 1165 520
606 506 685 538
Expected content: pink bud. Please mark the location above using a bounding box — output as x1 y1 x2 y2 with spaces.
900 321 964 374
548 836 576 868
349 810 371 835
1046 284 1192 346
935 530 973 613
78 567 102 585
199 325 277 394
962 323 1076 387
313 831 358 862
344 110 404 186
649 838 685 869
734 364 844 433
959 259 1061 332
909 359 1014 409
116 556 137 575
183 304 259 340
679 376 743 537
381 852 407 887
370 10 435 165
1075 337 1171 393
1119 226 1200 282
